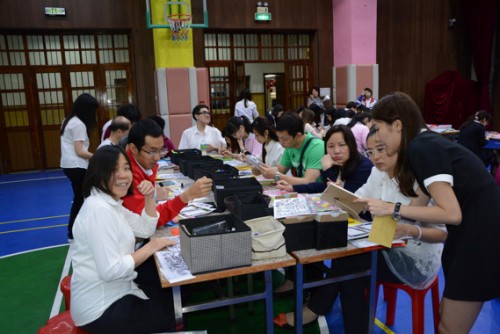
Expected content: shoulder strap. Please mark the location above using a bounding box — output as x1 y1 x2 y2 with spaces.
297 137 314 177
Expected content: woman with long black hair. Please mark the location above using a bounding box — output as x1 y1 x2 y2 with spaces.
60 93 98 240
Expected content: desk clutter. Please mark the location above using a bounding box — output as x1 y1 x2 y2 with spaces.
156 153 377 279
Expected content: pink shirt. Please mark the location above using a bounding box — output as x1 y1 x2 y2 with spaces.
351 122 370 153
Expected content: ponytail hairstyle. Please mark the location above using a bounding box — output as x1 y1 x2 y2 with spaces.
371 92 427 197
238 88 253 108
460 110 491 130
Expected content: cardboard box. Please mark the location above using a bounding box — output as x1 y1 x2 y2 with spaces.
179 214 252 274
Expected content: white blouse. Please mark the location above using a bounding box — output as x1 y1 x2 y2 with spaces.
234 100 258 122
70 189 159 326
60 117 89 169
355 167 445 290
256 139 284 167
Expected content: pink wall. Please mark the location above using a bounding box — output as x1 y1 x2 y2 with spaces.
333 0 377 66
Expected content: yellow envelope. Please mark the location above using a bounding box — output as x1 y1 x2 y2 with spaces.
368 215 397 248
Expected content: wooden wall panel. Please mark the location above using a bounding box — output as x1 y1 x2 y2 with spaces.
376 0 470 110
0 0 156 119
194 0 333 88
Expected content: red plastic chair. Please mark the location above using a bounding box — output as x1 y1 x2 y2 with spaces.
37 311 88 334
377 276 440 334
60 275 72 310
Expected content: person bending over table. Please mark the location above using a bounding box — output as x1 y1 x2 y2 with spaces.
249 116 284 175
178 104 226 154
273 125 372 330
275 127 447 331
122 119 212 227
259 112 324 185
71 146 177 334
361 92 500 334
222 116 262 158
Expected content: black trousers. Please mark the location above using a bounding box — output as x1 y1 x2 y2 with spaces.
307 252 400 334
80 257 176 334
63 167 86 238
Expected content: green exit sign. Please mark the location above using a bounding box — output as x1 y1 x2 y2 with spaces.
255 13 272 21
45 7 66 17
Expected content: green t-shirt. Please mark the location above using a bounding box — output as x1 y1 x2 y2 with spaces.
280 133 324 181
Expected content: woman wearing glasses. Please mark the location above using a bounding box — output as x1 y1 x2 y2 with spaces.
275 128 447 331
360 92 500 334
178 104 226 154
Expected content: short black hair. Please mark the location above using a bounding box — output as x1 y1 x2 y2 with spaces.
364 87 373 95
346 101 357 109
117 104 142 123
276 112 304 137
82 145 133 198
192 104 210 121
127 119 163 150
149 115 166 130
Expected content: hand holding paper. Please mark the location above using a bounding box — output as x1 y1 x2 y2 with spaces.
353 197 394 217
368 215 397 247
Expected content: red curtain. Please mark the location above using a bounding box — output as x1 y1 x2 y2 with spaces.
424 70 479 129
462 0 498 111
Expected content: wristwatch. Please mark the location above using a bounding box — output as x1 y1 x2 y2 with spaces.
392 202 402 221
274 171 281 181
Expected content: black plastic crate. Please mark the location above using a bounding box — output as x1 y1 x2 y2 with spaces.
170 149 201 165
212 178 263 211
193 164 239 181
224 192 271 221
178 155 222 178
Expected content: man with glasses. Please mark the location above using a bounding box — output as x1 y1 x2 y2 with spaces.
178 104 226 154
122 119 213 226
260 112 324 185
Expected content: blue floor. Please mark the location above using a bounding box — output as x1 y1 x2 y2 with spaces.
1 170 499 333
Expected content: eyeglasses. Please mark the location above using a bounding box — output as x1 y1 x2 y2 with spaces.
197 111 210 115
364 145 386 159
141 148 168 157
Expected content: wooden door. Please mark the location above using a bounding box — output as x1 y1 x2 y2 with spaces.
285 61 312 111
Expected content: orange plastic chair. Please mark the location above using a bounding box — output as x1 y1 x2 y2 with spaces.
60 275 72 310
377 276 440 334
37 311 88 334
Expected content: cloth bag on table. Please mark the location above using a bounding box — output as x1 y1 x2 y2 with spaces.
244 216 286 260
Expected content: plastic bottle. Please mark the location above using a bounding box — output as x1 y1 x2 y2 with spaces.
200 138 207 155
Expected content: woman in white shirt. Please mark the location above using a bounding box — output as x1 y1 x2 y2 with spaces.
276 128 447 330
250 117 284 175
71 145 176 333
60 93 98 240
234 88 259 122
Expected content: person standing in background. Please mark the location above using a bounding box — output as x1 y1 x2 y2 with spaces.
234 88 259 122
60 93 99 240
457 110 494 167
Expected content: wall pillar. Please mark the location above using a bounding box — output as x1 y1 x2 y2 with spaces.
332 0 378 108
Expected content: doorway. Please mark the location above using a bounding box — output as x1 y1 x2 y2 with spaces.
264 73 285 112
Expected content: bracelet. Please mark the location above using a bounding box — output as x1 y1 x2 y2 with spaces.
413 225 422 241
